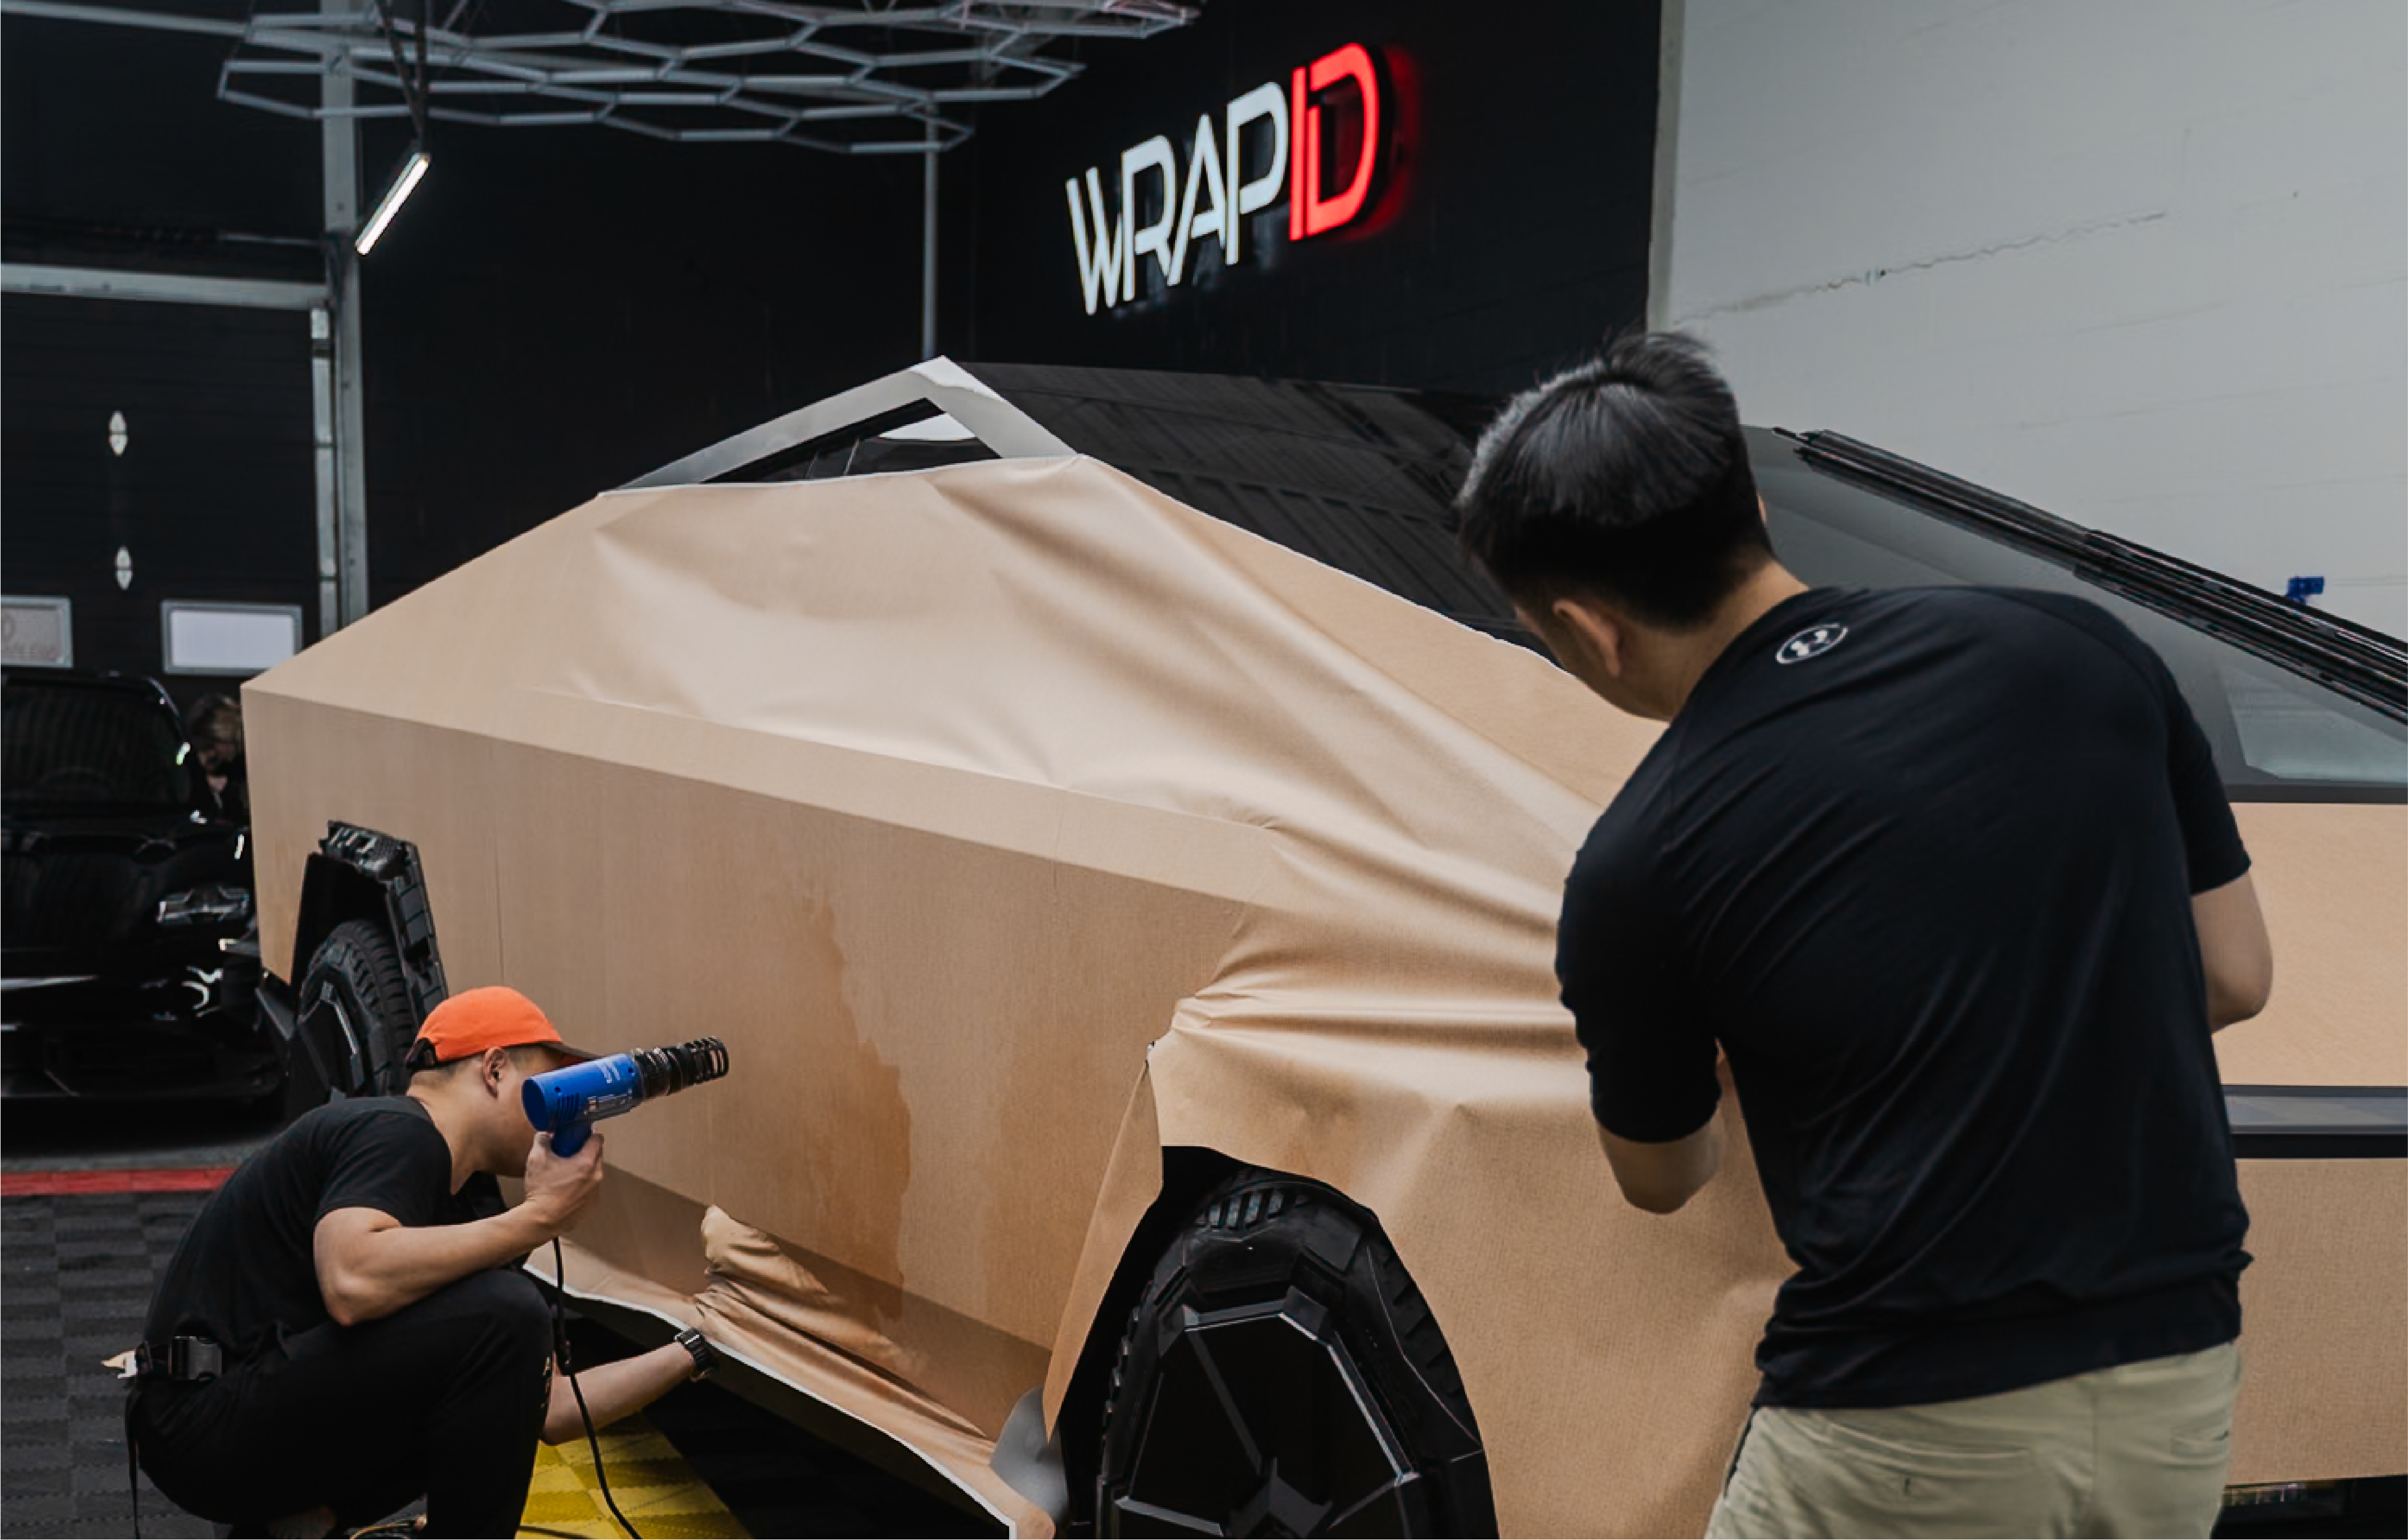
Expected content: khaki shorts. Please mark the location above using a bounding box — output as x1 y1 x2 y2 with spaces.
1705 1342 2241 1539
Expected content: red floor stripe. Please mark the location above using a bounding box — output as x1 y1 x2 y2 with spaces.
1 1166 235 1197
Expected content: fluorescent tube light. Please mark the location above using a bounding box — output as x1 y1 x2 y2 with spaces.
355 149 431 255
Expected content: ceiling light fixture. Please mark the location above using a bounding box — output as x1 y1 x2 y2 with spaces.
355 147 429 255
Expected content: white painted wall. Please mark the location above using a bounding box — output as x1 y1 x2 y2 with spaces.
1656 0 2407 636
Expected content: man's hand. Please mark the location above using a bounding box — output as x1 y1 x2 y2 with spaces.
1597 1116 1724 1215
521 1130 606 1237
2194 871 2272 1031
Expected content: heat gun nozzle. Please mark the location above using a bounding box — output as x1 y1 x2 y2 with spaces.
628 1036 729 1099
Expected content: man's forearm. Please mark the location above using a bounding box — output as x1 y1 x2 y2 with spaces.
1597 1115 1725 1215
2194 872 2272 1031
544 1341 695 1444
320 1204 559 1325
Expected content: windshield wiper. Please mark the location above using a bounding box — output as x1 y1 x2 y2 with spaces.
1783 431 2408 722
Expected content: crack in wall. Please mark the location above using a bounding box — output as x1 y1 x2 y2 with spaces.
1672 208 2171 324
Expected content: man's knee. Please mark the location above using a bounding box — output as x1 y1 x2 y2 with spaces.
442 1268 552 1359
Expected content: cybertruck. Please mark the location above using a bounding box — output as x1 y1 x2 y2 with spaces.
246 359 2405 1536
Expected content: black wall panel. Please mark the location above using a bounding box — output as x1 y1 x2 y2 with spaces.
350 124 930 607
1 294 317 703
1 14 319 276
963 1 1660 395
3 13 935 618
3 15 319 705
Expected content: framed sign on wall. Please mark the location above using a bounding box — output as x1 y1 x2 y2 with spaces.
2 595 74 668
160 600 303 676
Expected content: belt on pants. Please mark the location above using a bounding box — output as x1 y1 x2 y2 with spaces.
127 1335 224 1382
124 1334 226 1538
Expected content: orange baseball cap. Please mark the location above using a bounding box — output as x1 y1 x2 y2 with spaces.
402 985 595 1073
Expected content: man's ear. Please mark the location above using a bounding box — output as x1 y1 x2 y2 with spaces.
1550 594 1631 679
480 1046 512 1098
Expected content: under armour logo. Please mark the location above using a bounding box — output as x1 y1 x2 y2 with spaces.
1775 623 1848 665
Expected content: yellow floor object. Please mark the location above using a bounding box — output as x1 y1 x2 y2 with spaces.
516 1415 750 1539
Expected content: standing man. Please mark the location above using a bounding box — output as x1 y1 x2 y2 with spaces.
1455 333 2273 1539
183 693 247 822
130 986 721 1537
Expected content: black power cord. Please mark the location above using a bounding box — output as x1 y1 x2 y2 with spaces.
552 1238 639 1540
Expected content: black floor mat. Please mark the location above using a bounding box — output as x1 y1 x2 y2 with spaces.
3 1189 215 1538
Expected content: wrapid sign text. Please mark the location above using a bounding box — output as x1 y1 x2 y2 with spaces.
1066 43 1383 315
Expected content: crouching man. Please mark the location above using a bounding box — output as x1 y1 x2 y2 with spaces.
130 986 719 1537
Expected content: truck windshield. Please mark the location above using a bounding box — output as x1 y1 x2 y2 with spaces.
2 683 196 810
1754 437 2406 802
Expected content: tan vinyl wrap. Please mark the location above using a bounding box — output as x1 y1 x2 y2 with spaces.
2228 1158 2408 1483
2213 802 2408 1088
244 457 2406 1538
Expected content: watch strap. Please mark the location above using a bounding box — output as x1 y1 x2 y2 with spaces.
674 1326 719 1381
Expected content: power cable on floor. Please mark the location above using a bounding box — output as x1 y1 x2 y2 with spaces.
553 1238 639 1540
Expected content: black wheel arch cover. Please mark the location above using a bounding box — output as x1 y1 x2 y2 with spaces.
278 821 451 1096
1065 1155 1496 1538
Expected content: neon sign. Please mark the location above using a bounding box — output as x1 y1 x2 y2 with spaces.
1066 43 1384 315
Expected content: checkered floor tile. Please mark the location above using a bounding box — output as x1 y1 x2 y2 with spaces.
3 1190 216 1538
519 1416 747 1539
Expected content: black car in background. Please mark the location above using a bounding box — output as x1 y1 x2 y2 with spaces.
1 668 274 1103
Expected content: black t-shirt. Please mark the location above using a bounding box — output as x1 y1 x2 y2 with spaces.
1560 586 2253 1409
145 1097 501 1362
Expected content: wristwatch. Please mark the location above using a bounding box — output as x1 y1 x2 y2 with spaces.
674 1326 720 1382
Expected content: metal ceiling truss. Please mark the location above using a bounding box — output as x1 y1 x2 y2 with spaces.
2 0 1196 151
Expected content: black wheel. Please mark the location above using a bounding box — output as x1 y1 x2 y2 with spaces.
295 918 415 1099
1098 1169 1495 1538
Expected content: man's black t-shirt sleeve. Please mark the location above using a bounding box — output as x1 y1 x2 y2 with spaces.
1559 836 1722 1143
313 1108 454 1229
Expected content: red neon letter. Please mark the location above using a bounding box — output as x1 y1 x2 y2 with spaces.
1289 65 1308 243
1299 43 1378 236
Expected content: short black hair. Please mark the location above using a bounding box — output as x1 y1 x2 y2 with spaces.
1455 331 1771 630
184 693 242 754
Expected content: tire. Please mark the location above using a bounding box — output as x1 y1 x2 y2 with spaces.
296 918 415 1099
1097 1169 1496 1538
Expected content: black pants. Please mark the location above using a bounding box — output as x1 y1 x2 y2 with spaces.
133 1269 552 1538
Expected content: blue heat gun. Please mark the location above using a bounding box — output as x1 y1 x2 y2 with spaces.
521 1036 730 1157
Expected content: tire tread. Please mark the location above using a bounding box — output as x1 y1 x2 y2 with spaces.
301 918 413 1095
